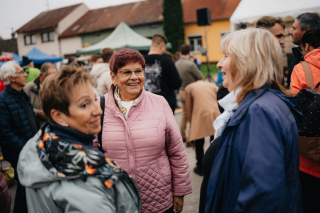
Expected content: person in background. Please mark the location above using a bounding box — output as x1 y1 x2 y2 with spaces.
17 65 141 213
185 81 220 176
0 61 40 213
144 34 182 113
22 56 40 83
95 48 192 213
91 48 115 96
23 62 58 126
256 16 285 48
205 28 302 213
290 28 320 213
176 44 203 142
287 13 320 87
0 79 5 92
67 56 78 66
91 54 103 67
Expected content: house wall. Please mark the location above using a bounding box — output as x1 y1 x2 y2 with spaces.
57 4 89 35
60 36 82 56
81 23 164 46
17 31 60 56
184 19 231 63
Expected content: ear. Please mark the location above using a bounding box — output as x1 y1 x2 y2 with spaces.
7 75 16 83
110 71 117 86
50 109 68 126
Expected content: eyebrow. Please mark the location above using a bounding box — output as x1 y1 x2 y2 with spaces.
76 95 90 102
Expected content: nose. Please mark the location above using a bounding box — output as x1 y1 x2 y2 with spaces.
130 71 138 80
280 37 285 45
93 100 103 117
289 29 293 36
23 72 27 77
217 58 223 69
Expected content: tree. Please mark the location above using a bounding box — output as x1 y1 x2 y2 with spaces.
163 0 185 54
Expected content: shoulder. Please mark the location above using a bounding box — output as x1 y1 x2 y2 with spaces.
24 81 35 91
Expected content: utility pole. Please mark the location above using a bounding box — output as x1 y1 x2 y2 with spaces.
46 0 50 11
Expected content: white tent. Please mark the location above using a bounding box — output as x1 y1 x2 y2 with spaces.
230 0 320 31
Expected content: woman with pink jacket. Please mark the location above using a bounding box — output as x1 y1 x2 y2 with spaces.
94 48 192 213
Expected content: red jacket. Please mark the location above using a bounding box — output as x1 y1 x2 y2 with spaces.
291 47 320 177
0 80 5 93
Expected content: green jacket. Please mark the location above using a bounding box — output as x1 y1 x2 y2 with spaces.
23 66 40 83
17 134 141 213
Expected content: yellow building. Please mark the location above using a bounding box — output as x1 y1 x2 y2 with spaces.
182 0 241 63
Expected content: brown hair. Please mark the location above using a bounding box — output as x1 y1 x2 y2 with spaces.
100 48 115 63
40 62 56 76
40 65 94 122
109 48 145 74
90 54 101 63
151 34 168 46
180 44 191 55
256 16 285 30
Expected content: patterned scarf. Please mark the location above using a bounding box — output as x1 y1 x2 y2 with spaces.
114 86 140 120
36 124 124 188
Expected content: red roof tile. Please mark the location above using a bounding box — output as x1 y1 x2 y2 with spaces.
60 0 163 38
17 4 82 33
182 0 241 23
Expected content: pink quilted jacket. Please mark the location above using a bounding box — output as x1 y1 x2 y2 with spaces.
94 86 192 213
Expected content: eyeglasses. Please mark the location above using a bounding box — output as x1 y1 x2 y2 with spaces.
117 68 145 78
15 70 25 75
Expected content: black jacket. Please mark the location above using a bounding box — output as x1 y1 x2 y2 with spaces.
287 47 303 87
0 86 39 168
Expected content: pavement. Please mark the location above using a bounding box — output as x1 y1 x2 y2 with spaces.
7 110 210 213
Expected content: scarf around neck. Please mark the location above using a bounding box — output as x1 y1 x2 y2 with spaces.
213 87 242 140
36 123 125 188
114 86 140 120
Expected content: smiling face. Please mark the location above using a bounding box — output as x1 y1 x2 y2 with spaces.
290 20 307 45
110 62 145 101
217 53 235 92
60 82 102 135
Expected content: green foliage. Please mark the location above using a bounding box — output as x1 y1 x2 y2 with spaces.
200 63 219 79
163 0 185 53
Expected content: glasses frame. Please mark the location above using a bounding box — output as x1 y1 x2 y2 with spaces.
117 68 145 78
15 70 25 75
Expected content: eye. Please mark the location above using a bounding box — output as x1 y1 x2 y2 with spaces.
123 71 132 76
135 70 142 74
81 102 89 108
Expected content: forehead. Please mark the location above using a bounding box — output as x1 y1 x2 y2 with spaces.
271 23 284 35
120 62 142 70
293 20 301 29
47 67 58 74
14 64 23 71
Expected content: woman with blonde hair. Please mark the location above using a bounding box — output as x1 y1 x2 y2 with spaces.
204 28 303 213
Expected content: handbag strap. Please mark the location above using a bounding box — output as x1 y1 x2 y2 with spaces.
301 61 314 90
98 95 105 152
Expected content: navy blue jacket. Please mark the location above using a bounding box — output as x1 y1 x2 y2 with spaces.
205 84 303 213
0 86 39 168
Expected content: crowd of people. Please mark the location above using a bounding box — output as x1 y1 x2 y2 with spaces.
0 11 320 213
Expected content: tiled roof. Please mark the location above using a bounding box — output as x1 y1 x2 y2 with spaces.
59 0 163 38
0 39 18 54
17 3 82 33
182 0 241 23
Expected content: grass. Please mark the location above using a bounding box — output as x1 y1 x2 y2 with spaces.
199 63 219 79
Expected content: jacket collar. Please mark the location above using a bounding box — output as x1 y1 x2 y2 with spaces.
106 84 145 115
226 84 270 127
30 77 40 94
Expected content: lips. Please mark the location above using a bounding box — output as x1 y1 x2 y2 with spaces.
127 83 139 86
90 119 100 125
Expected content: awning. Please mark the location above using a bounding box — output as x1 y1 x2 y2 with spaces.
26 47 62 64
230 0 320 31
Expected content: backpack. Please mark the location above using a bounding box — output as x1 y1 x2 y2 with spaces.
98 95 105 152
295 61 320 163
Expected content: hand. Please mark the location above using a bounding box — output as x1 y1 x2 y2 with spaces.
173 196 184 213
37 110 47 119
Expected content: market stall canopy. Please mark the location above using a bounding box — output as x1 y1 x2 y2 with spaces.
0 52 22 67
230 0 320 31
26 47 62 64
77 22 171 55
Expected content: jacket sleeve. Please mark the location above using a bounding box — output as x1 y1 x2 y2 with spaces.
0 100 25 152
290 63 305 95
190 63 203 81
167 59 182 90
234 104 286 212
164 99 192 196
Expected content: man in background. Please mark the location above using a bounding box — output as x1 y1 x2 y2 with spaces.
144 34 182 113
90 54 103 67
176 44 203 142
256 16 285 48
24 62 57 125
91 48 115 95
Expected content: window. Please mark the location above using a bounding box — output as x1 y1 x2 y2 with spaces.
24 34 36 45
41 31 54 42
188 36 202 52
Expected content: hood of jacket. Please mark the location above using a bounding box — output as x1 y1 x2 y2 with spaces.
304 47 320 70
91 63 110 79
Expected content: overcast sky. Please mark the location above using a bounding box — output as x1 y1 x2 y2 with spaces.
0 0 143 39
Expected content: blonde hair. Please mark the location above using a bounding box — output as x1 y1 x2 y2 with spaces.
220 28 291 103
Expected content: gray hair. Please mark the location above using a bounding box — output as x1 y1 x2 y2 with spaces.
297 13 320 31
0 61 18 85
40 62 56 77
